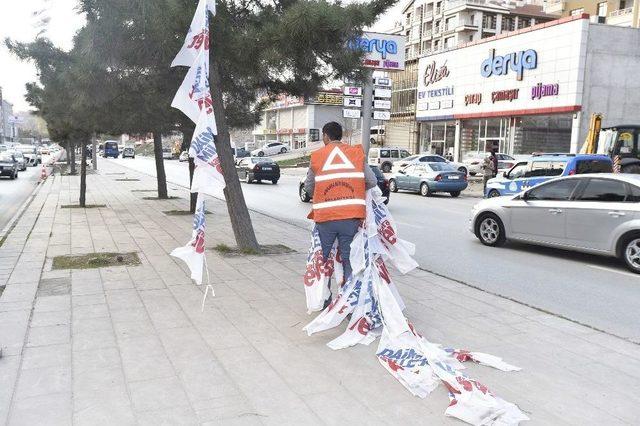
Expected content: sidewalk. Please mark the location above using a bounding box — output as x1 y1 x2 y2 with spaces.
0 160 638 425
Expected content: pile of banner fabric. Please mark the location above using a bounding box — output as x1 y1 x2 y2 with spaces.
169 0 225 307
303 188 529 425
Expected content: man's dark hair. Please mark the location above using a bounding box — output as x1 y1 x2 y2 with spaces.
322 122 343 141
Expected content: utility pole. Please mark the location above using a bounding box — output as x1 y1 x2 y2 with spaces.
92 132 97 171
360 70 373 156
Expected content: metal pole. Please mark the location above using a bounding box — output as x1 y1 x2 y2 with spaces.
361 69 373 156
92 132 97 171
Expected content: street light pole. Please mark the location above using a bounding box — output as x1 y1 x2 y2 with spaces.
360 69 373 156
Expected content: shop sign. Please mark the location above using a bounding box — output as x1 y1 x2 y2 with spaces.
418 86 454 99
344 97 362 107
423 60 450 87
491 89 519 103
348 32 405 71
429 101 441 110
374 77 392 87
343 109 361 119
344 86 362 96
374 88 392 98
293 128 307 134
464 93 482 106
277 128 293 135
308 91 343 105
442 100 454 109
373 110 391 120
262 128 276 134
481 49 538 81
373 100 391 109
531 83 559 100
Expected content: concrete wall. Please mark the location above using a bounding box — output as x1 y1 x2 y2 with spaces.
578 23 640 147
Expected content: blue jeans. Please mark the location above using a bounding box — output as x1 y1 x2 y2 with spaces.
316 219 361 285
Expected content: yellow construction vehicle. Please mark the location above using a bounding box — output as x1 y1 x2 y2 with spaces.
580 113 640 174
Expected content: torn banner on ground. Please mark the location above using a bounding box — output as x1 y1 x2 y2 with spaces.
303 188 528 425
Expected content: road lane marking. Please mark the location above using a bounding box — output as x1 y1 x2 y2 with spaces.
395 221 423 229
587 264 639 278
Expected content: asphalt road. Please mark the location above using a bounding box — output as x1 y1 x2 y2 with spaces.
106 156 640 342
0 165 41 232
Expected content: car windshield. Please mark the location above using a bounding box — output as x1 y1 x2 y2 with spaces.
0 153 14 162
105 142 117 149
427 163 455 171
403 155 420 162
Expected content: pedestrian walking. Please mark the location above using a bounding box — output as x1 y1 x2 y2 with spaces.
482 149 498 195
304 122 378 308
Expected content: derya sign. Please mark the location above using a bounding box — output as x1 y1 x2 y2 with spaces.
349 32 406 71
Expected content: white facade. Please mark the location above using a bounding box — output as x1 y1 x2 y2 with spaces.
412 15 640 159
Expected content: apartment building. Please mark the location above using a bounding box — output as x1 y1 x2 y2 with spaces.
0 89 16 144
386 0 556 151
544 0 640 27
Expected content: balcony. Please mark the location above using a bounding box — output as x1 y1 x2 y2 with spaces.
455 19 477 31
543 0 565 15
608 7 634 26
424 10 434 20
423 29 433 38
445 0 487 12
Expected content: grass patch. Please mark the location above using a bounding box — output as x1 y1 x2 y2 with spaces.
0 285 4 298
52 252 140 270
163 209 212 216
276 155 310 167
142 196 181 200
115 178 140 182
106 172 125 175
0 235 6 248
60 204 106 209
212 243 294 257
131 189 158 192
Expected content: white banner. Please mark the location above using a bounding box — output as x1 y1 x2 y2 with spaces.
171 0 216 67
189 110 225 193
171 49 213 123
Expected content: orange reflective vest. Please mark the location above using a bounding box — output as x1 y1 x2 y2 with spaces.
309 143 366 223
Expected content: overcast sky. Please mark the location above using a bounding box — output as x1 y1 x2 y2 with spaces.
0 0 402 113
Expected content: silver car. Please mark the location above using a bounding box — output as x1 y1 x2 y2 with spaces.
470 174 640 273
8 150 27 171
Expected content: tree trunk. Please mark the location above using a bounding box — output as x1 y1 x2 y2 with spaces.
79 140 87 207
70 142 77 175
152 131 168 199
181 126 198 213
209 55 259 251
65 141 71 167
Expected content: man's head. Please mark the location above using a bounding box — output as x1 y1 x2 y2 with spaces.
322 122 343 145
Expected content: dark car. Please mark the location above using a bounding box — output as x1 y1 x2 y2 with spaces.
0 152 19 180
236 157 280 184
299 165 390 204
233 147 250 158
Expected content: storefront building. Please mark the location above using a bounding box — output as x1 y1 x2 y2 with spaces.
252 91 359 151
415 14 640 160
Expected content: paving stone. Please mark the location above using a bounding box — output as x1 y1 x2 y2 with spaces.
30 310 71 327
73 303 109 319
136 406 199 426
8 392 72 426
27 324 70 347
72 329 117 352
21 344 71 370
33 295 70 312
129 376 191 412
14 365 72 399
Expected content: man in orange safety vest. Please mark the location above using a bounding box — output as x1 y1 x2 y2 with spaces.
304 122 378 308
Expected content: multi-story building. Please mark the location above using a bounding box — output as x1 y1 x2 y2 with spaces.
386 0 556 151
544 0 640 27
0 88 16 144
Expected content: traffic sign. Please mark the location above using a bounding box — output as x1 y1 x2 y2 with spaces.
343 109 361 119
343 86 362 96
373 110 390 120
374 88 392 98
343 97 362 108
373 100 391 109
374 77 392 87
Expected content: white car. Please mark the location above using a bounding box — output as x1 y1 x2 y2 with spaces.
162 148 173 159
179 151 189 162
251 142 288 157
392 153 468 175
8 150 27 171
470 173 640 273
463 152 516 176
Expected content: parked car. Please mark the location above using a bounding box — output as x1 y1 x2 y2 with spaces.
8 150 27 171
299 165 391 204
122 146 135 159
471 174 640 273
464 152 516 176
0 144 7 152
233 147 250 158
102 140 119 158
179 151 189 162
236 157 280 184
389 162 468 197
15 145 38 166
0 152 19 179
392 153 468 175
251 142 288 157
162 148 173 159
485 154 613 198
38 147 50 156
368 147 412 173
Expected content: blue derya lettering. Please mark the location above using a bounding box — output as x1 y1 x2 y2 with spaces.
349 36 398 60
480 49 537 80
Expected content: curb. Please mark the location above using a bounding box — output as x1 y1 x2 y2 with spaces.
0 175 47 243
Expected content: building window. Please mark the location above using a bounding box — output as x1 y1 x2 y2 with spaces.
445 36 455 49
597 2 607 16
434 40 441 51
502 16 515 32
517 17 531 28
482 14 497 30
620 1 627 9
570 8 584 16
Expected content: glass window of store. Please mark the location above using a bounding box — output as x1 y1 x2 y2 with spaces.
420 121 456 156
512 115 572 156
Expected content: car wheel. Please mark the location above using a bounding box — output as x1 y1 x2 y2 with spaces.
280 147 287 154
475 213 506 247
487 189 500 198
420 182 430 197
450 191 461 197
257 151 264 157
299 185 311 202
619 233 640 274
622 164 640 174
272 179 278 184
382 163 392 173
457 167 467 175
9 172 15 180
389 179 398 193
